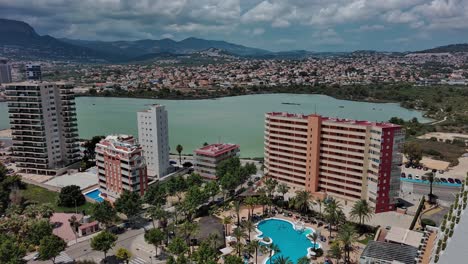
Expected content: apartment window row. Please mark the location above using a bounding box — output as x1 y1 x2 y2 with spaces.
321 137 365 147
268 153 307 163
322 131 366 140
267 130 307 138
267 118 307 126
321 143 365 154
320 187 361 200
269 169 306 181
269 172 305 185
268 124 308 132
319 175 362 188
322 125 366 133
320 162 363 174
320 169 362 181
268 141 307 151
319 180 361 194
321 149 363 160
269 136 307 144
266 146 306 157
321 156 363 167
268 158 306 168
269 164 306 175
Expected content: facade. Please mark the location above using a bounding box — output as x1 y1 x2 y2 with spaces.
0 58 12 84
26 63 41 81
6 82 80 175
137 104 170 179
264 112 405 213
96 135 148 200
194 143 240 179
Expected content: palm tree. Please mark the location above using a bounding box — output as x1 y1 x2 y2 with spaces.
426 172 436 203
207 233 220 250
349 200 374 226
244 196 258 219
232 227 247 256
68 215 80 243
337 223 358 263
328 241 343 264
297 256 310 264
307 232 319 251
276 183 290 203
243 220 255 241
314 198 323 217
233 200 242 226
222 216 232 237
180 221 199 255
249 240 261 264
176 144 183 165
324 198 343 238
273 255 293 264
264 178 278 198
266 243 280 264
294 190 313 214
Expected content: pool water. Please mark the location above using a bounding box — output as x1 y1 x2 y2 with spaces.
84 189 104 202
257 218 319 263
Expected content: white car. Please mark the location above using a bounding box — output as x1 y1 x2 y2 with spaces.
414 175 421 180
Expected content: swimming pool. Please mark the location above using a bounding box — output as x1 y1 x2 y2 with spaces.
84 189 104 202
400 178 462 187
256 218 320 263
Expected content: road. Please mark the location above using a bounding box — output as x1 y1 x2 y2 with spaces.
401 180 460 203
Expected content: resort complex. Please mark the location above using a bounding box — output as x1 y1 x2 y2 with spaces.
264 112 405 213
96 134 148 200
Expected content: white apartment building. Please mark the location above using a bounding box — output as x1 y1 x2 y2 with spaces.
6 82 80 175
137 104 170 179
0 58 12 84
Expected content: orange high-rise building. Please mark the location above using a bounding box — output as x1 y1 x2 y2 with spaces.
264 112 405 213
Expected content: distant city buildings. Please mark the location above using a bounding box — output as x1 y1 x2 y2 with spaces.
194 143 240 179
264 112 405 213
96 135 148 200
5 82 80 175
26 63 41 81
0 58 12 84
137 104 170 179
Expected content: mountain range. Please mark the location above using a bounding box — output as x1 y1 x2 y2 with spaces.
1 18 468 63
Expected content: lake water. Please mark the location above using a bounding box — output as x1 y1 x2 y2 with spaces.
0 94 429 157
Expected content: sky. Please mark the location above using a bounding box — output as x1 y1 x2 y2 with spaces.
1 0 468 52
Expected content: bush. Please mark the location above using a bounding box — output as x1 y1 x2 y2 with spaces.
58 185 85 207
263 237 270 243
315 248 324 257
421 218 436 227
449 230 454 237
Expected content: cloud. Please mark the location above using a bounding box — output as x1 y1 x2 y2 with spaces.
348 24 386 32
161 33 174 39
252 27 265 35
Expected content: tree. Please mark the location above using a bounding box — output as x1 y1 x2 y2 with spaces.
233 200 242 225
58 185 86 207
176 144 183 165
426 172 436 203
144 183 167 206
350 200 374 226
244 196 258 219
243 220 255 242
90 200 117 229
192 241 218 264
224 255 244 264
403 141 422 164
38 235 67 264
296 256 310 264
307 232 319 251
83 135 105 159
249 240 261 264
232 227 247 256
0 235 26 264
69 215 80 243
145 228 165 257
264 178 278 198
90 231 117 262
265 243 280 264
168 236 188 258
147 206 168 229
273 256 293 264
116 248 132 264
27 219 53 246
324 198 343 238
205 181 220 202
314 198 323 217
328 241 343 264
337 223 357 263
294 190 313 214
276 183 290 202
222 216 232 245
114 190 142 221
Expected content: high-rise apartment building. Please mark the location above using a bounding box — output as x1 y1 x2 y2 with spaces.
137 104 170 179
96 135 148 200
194 143 240 179
6 82 80 175
264 112 405 213
0 58 12 84
26 63 41 81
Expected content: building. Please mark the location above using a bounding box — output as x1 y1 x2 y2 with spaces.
137 104 170 179
6 82 80 175
26 63 41 81
0 58 12 84
360 241 418 264
194 143 240 179
96 135 148 200
264 112 405 213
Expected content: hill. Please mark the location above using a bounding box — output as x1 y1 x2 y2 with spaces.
415 44 468 53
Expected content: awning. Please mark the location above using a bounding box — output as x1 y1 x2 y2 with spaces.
220 247 234 256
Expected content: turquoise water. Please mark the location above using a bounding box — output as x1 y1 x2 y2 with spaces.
0 94 429 157
257 219 319 263
84 189 103 202
400 178 461 187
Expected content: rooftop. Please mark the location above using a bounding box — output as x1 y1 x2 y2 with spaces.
384 226 424 248
361 241 418 264
267 112 401 128
195 143 239 157
99 134 139 152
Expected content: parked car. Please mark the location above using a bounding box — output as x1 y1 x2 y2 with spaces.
421 175 428 181
435 178 441 183
401 173 406 178
414 175 421 180
423 167 429 171
412 164 417 169
448 178 455 184
440 178 448 183
33 253 39 261
320 235 327 242
439 170 445 174
405 164 411 168
455 179 462 184
417 165 423 169
407 174 413 179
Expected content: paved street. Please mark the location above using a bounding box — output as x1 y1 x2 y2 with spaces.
400 180 460 203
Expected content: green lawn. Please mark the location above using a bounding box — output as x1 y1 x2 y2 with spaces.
20 184 94 214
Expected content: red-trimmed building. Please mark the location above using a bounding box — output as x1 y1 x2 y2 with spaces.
264 112 405 213
193 143 240 179
96 135 148 200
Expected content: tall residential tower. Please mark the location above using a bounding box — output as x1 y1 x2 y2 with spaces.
264 112 405 213
0 58 12 84
6 82 80 175
137 105 170 179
